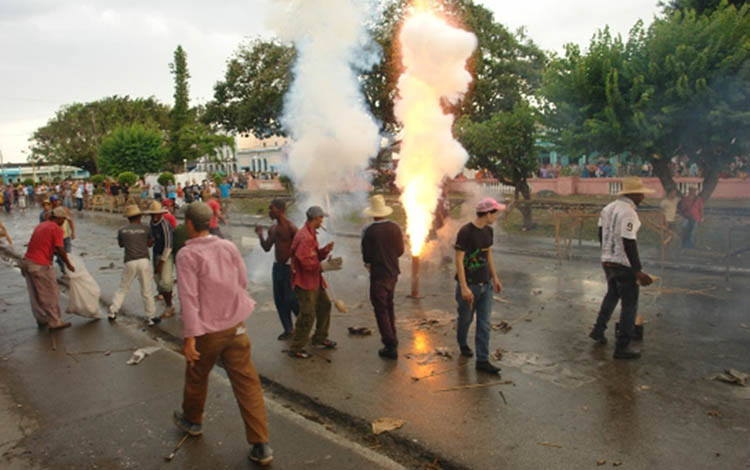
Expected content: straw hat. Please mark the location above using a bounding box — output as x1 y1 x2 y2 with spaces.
617 177 656 195
363 195 393 217
144 200 168 215
123 205 142 218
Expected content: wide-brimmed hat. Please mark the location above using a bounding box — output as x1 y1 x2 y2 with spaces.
617 177 656 195
363 195 393 217
144 200 168 215
51 207 68 219
123 205 142 218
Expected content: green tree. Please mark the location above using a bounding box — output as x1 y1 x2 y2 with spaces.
30 96 170 174
117 171 138 188
202 39 296 138
98 124 166 177
660 0 748 15
456 104 539 228
543 4 750 199
158 171 175 187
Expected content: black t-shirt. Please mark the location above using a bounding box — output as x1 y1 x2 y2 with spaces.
361 220 405 280
455 222 494 285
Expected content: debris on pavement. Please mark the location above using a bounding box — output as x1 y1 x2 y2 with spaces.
532 289 543 295
536 441 562 449
371 417 405 435
612 461 623 467
435 380 513 393
596 460 607 466
492 296 514 305
491 348 504 361
708 410 722 417
99 262 116 270
491 321 512 333
498 390 508 404
434 347 452 358
712 369 749 386
126 346 161 365
411 364 466 382
347 326 372 336
639 385 651 391
165 433 190 462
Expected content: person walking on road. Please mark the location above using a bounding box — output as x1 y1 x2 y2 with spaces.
173 202 273 466
589 178 654 359
22 207 75 330
146 201 176 318
203 190 227 239
454 197 505 375
361 195 404 359
679 186 704 249
288 206 336 359
255 199 300 340
109 205 160 325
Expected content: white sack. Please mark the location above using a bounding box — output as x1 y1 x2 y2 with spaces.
65 254 101 318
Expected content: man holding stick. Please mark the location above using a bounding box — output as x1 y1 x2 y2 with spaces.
589 178 654 359
173 202 273 466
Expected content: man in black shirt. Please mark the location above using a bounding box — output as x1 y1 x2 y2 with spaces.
455 197 505 375
361 195 404 359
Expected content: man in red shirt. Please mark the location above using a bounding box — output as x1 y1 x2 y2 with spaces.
161 199 178 229
22 207 75 329
288 206 335 358
203 190 227 239
679 187 704 249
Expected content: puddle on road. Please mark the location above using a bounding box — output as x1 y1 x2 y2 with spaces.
500 351 596 389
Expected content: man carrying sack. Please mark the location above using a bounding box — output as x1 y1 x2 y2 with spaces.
361 195 404 359
589 177 654 359
22 207 75 329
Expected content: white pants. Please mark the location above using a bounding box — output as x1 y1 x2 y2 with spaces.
110 258 156 319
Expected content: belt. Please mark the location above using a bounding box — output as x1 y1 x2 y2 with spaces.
602 262 628 268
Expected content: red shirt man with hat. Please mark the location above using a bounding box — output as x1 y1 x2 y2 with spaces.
22 207 75 329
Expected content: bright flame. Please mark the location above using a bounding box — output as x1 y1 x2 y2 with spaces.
394 7 477 256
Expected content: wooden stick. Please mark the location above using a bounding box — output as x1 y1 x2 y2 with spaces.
412 364 466 381
435 380 512 392
165 433 190 462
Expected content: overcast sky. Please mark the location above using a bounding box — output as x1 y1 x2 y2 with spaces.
0 0 661 164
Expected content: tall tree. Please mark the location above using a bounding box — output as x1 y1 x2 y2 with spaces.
543 3 750 200
660 0 748 15
29 96 170 174
456 104 539 228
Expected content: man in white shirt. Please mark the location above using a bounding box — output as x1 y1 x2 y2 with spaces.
589 178 654 359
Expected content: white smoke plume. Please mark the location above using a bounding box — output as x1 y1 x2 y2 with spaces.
267 0 381 206
394 11 477 255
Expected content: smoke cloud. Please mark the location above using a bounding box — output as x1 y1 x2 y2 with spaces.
394 11 477 255
267 0 381 205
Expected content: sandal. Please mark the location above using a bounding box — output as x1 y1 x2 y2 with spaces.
312 339 337 350
287 350 311 359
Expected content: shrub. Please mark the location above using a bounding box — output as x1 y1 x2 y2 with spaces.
158 171 175 187
117 171 138 188
22 178 34 186
91 175 106 186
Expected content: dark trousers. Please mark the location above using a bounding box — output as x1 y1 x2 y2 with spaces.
55 237 72 272
76 197 83 211
370 276 398 349
272 263 299 334
182 323 269 445
594 264 639 350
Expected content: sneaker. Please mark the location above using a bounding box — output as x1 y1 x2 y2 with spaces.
249 443 274 466
146 317 161 326
108 308 117 321
378 347 398 360
277 331 293 341
460 345 474 357
613 345 641 360
172 410 202 436
311 339 337 349
588 328 607 345
475 361 501 375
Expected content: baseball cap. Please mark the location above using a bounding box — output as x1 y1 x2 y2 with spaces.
476 197 505 213
49 195 59 202
51 207 67 219
306 206 328 219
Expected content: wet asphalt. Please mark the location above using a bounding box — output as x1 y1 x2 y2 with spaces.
1 208 749 469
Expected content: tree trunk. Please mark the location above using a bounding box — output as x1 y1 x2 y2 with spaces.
518 179 534 230
699 163 720 202
651 157 677 194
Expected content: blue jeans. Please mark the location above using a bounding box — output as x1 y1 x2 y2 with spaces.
682 218 697 248
456 282 493 361
272 263 299 334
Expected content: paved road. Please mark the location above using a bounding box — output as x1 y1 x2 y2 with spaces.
1 209 749 469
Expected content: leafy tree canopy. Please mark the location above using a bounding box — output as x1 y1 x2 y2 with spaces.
98 124 166 177
30 96 170 174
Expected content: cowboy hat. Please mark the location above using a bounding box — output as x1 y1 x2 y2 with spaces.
363 195 393 217
123 205 142 218
144 200 168 215
617 177 656 195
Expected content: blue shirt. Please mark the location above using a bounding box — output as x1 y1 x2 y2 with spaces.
219 183 231 199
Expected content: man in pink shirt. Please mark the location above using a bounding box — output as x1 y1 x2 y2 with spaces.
173 202 273 466
288 206 336 358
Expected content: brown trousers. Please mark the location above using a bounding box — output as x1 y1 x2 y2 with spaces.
182 323 269 444
23 261 65 327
